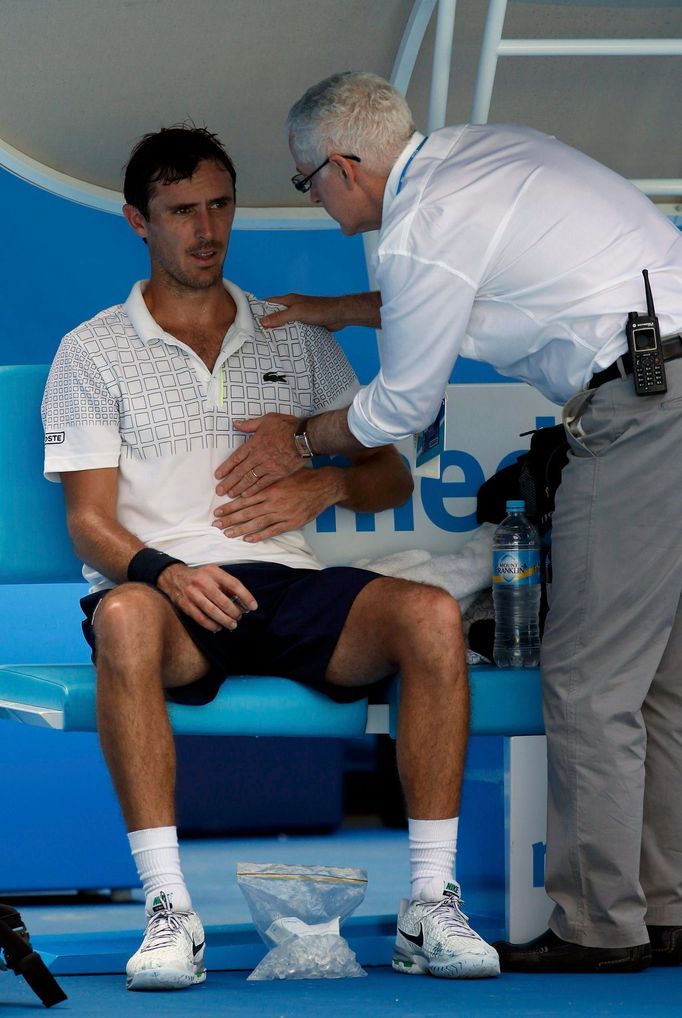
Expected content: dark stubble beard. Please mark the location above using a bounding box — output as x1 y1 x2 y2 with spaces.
159 250 225 294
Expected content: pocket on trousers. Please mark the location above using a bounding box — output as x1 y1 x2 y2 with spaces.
563 387 634 457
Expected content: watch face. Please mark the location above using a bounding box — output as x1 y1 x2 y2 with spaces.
294 432 313 457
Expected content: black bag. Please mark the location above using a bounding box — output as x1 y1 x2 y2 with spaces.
476 423 569 538
471 424 569 657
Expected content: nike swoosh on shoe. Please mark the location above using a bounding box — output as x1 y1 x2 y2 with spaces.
399 926 424 947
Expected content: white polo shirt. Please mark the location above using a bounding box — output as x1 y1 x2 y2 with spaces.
42 279 358 592
348 125 682 447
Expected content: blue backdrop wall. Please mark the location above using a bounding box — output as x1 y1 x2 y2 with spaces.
0 165 506 382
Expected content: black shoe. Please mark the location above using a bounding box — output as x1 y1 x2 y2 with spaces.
647 925 682 967
492 928 651 973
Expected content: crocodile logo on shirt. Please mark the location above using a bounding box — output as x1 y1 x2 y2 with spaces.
262 371 288 383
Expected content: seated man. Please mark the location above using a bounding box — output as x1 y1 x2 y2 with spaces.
41 125 499 990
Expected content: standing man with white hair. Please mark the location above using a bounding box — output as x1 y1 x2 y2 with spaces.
214 71 682 974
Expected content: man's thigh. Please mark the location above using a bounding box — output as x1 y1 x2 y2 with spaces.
85 585 212 690
325 576 454 687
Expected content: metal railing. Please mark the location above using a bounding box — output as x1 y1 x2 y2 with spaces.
470 0 682 199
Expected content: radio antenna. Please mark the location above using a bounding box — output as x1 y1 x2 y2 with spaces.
643 269 656 317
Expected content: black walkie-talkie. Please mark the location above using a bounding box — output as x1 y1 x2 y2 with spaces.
626 269 667 395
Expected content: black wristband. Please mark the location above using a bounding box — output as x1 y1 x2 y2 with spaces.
127 548 185 586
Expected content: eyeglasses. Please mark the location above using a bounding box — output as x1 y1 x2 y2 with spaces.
291 155 361 193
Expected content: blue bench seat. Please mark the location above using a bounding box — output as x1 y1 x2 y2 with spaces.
0 661 543 737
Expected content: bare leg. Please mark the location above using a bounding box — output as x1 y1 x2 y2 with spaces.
326 577 468 819
328 578 499 978
93 582 211 832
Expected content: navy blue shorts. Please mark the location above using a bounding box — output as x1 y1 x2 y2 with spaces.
80 562 383 705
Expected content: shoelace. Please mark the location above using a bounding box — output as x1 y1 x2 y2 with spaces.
141 911 192 953
422 895 478 940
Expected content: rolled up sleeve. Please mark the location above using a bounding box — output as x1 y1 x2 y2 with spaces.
347 251 476 446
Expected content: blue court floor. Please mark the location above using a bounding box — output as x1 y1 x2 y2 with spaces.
4 828 682 1016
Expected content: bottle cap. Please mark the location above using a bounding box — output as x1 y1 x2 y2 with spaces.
506 500 525 512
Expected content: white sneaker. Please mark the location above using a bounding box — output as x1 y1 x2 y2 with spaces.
126 909 206 991
393 881 500 979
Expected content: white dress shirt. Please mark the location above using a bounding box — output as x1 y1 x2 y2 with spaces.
348 125 682 446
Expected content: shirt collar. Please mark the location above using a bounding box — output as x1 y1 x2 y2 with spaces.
383 131 426 218
123 278 256 360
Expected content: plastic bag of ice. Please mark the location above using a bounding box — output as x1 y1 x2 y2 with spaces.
237 862 368 980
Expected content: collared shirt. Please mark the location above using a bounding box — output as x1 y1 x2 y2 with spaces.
348 125 682 447
42 279 358 592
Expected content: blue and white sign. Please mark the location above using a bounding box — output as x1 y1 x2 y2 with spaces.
306 382 560 564
506 735 553 941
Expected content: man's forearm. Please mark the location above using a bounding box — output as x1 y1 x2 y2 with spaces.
331 447 413 514
67 507 145 584
260 290 382 331
306 407 367 457
70 512 187 595
339 291 382 329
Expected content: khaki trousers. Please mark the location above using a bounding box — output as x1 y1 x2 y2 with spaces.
542 358 682 948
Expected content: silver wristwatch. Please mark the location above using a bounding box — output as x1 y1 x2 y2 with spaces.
294 418 316 458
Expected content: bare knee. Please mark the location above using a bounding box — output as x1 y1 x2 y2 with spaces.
394 581 462 640
374 579 463 664
418 584 462 629
93 582 167 665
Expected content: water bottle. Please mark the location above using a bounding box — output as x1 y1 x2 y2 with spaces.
492 499 541 668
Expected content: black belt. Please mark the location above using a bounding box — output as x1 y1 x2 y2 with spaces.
589 334 682 389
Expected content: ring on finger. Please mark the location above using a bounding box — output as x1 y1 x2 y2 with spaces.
250 467 259 481
230 594 251 614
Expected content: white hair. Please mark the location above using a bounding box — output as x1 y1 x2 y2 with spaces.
286 71 416 176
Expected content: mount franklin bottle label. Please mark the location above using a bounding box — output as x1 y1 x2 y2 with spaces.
493 549 540 586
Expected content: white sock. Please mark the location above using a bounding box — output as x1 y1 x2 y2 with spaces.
128 826 193 916
408 816 459 902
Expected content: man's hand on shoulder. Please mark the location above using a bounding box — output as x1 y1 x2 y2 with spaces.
259 291 381 331
157 562 258 633
213 467 343 543
259 293 347 331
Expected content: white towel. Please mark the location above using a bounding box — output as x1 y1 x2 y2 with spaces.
353 523 495 614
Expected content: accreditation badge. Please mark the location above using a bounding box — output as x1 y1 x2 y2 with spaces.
414 396 446 478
